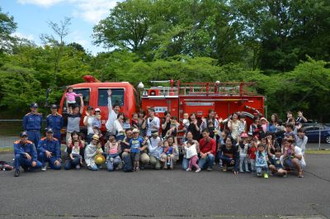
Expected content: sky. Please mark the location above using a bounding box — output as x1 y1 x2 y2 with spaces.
1 0 122 55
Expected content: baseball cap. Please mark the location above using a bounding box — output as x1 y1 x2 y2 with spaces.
240 132 248 138
20 131 28 137
45 128 54 133
51 104 58 109
30 103 38 108
132 128 140 133
151 130 158 136
92 134 100 140
95 108 101 112
87 106 94 110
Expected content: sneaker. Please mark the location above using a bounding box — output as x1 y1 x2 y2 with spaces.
76 164 81 169
22 166 29 172
222 166 227 172
195 168 201 173
41 166 47 171
257 172 262 177
14 169 20 177
283 173 288 178
186 168 191 172
264 173 269 179
135 167 140 171
246 170 251 173
207 167 212 171
239 170 244 173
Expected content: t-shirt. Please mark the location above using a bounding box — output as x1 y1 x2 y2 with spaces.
71 146 80 155
271 155 283 169
146 116 160 136
67 113 81 133
66 92 79 102
255 151 268 167
248 146 257 160
129 137 144 153
220 145 238 159
185 144 198 159
294 146 306 167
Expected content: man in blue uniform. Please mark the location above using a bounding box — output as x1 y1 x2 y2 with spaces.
14 131 42 177
46 104 63 143
38 128 62 171
23 103 43 146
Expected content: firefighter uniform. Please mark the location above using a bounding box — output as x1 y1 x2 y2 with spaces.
37 130 61 170
23 103 43 146
14 133 42 171
46 113 63 143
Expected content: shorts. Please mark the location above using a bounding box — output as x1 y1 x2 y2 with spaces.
131 152 140 162
67 103 76 108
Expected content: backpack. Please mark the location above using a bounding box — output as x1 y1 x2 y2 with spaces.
122 155 133 172
0 161 14 171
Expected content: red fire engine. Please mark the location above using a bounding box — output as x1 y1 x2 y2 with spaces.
59 76 265 130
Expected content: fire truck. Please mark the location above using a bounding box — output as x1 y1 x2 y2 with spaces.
59 75 265 131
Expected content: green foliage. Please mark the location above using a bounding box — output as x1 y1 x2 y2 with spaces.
0 64 42 114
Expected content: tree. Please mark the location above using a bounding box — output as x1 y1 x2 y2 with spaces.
40 17 72 87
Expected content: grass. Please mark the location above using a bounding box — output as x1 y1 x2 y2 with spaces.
305 149 330 154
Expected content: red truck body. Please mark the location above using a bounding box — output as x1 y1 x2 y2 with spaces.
59 77 265 131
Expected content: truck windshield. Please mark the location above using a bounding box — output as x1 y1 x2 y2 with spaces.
73 88 90 106
98 89 124 106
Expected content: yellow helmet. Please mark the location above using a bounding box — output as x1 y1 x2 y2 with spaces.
94 154 105 165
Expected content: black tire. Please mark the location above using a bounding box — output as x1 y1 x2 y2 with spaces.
325 136 330 144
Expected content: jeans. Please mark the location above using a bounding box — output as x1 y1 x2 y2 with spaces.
106 155 122 171
256 166 268 175
250 159 255 171
14 154 42 170
64 156 81 170
198 154 215 169
220 155 239 171
239 154 249 172
38 152 61 170
182 158 189 170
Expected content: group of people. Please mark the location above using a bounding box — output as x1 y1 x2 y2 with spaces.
13 88 308 178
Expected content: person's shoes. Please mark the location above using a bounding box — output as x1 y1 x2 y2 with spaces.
195 168 201 173
245 170 251 173
264 173 269 179
186 168 191 172
222 166 227 172
41 166 47 171
239 170 244 173
283 173 288 178
76 164 81 169
207 167 212 171
14 169 20 177
135 167 140 171
22 166 29 172
298 171 304 178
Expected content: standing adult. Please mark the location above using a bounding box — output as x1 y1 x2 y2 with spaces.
137 110 147 137
46 104 63 143
296 111 308 124
161 111 172 138
83 106 95 143
146 108 160 137
66 98 84 144
23 103 43 147
13 131 42 177
198 129 216 171
227 112 241 143
105 89 120 135
187 113 201 141
295 128 308 155
37 128 61 171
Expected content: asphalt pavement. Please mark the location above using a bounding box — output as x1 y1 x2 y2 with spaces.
0 153 329 219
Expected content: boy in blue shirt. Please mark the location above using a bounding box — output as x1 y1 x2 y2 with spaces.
129 129 146 171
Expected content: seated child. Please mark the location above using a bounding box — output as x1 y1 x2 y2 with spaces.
161 140 174 169
105 135 122 171
69 140 83 169
269 147 288 177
